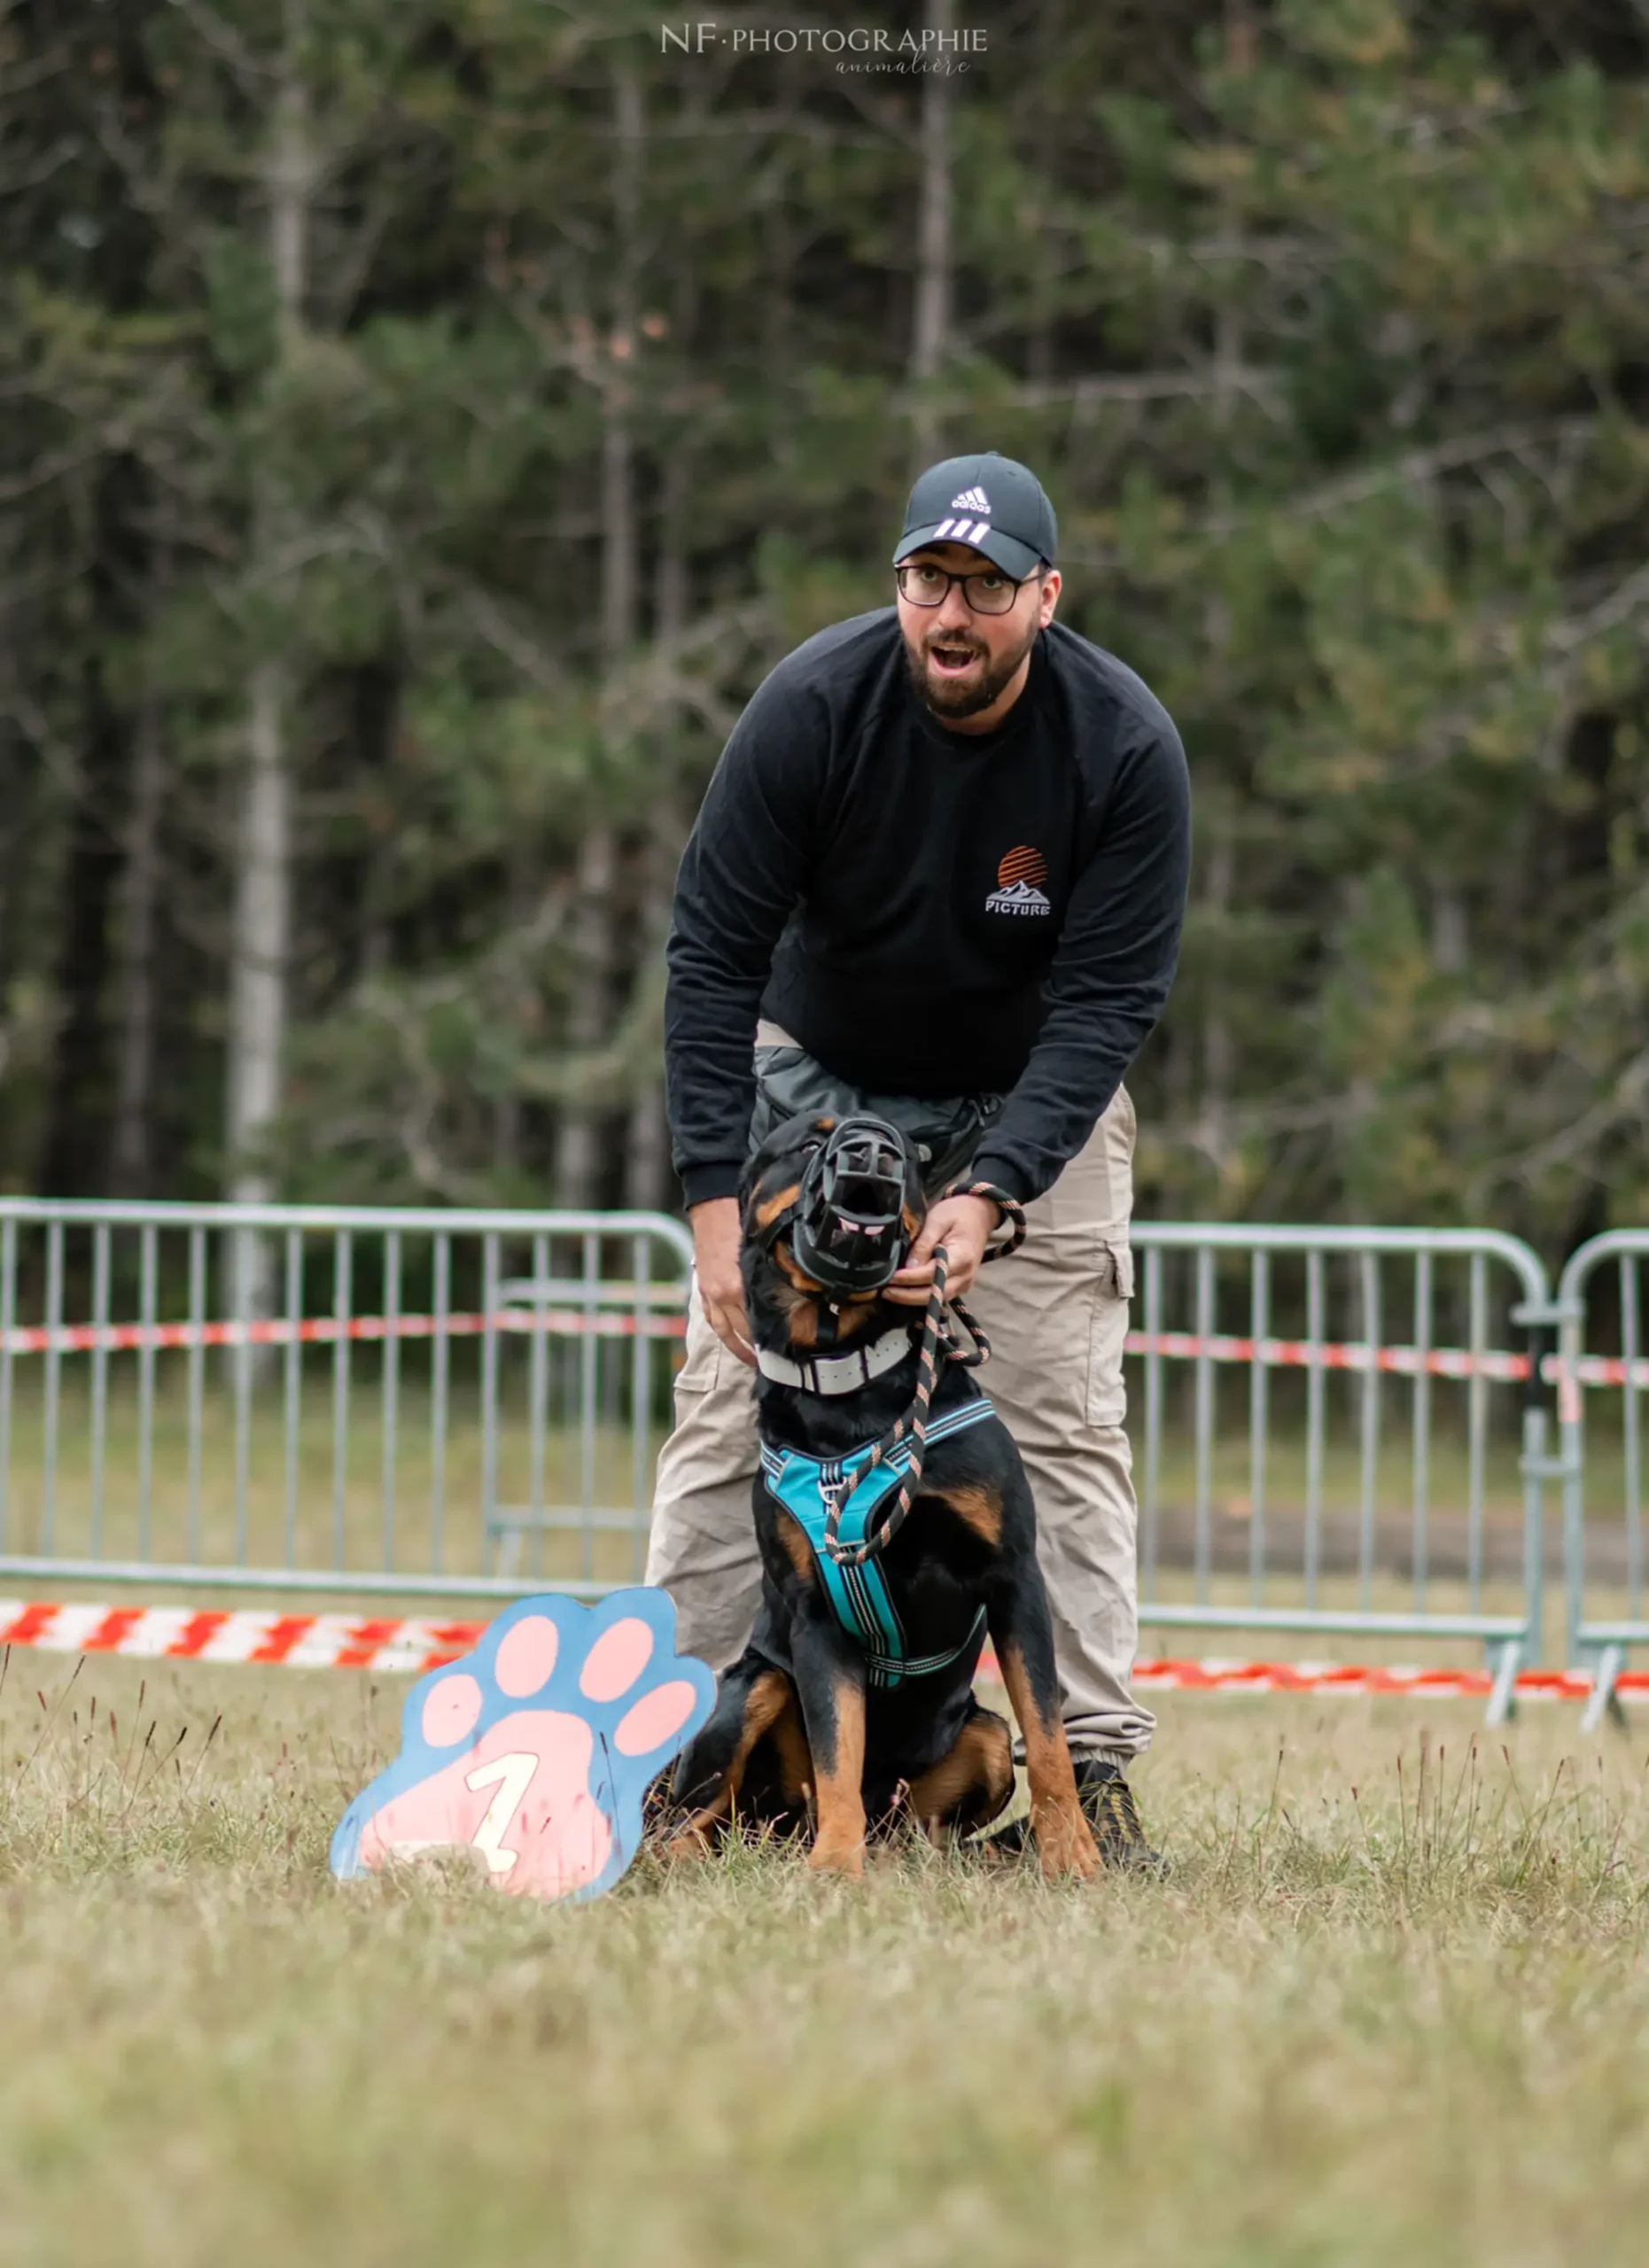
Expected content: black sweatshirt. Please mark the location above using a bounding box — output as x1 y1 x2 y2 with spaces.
665 608 1191 1208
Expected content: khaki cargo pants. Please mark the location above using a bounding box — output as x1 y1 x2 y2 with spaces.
644 1084 1155 1762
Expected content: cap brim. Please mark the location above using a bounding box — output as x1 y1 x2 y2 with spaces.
892 523 1044 581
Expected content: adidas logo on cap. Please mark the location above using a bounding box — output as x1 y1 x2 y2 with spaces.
950 485 991 512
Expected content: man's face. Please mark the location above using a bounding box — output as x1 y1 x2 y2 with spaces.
895 540 1061 722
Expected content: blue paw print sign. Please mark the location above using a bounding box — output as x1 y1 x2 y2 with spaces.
331 1590 714 1904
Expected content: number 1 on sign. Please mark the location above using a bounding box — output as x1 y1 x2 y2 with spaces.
464 1751 539 1875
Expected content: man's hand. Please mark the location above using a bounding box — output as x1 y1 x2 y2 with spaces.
886 1193 1002 1308
689 1196 757 1368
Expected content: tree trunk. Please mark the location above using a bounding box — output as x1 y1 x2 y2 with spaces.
112 683 165 1194
227 656 293 1201
226 656 293 1353
908 0 953 470
555 61 642 1210
227 22 309 1309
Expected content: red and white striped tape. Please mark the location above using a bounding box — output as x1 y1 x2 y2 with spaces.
2 1597 1643 1703
1127 1333 1649 1396
1131 1330 1528 1383
0 1597 481 1674
0 1311 1634 1406
0 1308 685 1356
1129 1658 1649 1703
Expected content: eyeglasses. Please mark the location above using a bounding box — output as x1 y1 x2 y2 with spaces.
895 561 1037 616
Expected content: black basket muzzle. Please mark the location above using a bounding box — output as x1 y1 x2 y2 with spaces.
789 1115 922 1296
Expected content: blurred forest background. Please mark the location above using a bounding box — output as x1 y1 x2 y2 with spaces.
3 0 1648 1255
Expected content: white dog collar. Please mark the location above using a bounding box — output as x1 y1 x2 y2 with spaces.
755 1327 914 1397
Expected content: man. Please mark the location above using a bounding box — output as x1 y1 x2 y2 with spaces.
647 450 1191 1867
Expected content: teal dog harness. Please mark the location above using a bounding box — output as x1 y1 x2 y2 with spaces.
759 1395 997 1688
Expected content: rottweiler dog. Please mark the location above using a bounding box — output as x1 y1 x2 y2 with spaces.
669 1113 1101 1881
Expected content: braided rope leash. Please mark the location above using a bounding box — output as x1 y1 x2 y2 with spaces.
821 1183 1027 1571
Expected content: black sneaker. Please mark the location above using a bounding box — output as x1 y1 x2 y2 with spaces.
980 1759 1167 1875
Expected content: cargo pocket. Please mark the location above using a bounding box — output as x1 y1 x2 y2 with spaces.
1085 1237 1135 1427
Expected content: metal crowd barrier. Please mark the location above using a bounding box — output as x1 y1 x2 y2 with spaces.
0 1200 694 1603
1554 1231 1649 1729
0 1199 1575 1725
1128 1225 1560 1724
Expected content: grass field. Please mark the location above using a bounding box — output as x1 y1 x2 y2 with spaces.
1 1653 1645 2267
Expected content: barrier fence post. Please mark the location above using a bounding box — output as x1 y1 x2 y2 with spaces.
139 1223 159 1559
630 1230 650 1581
89 1223 110 1560
42 1218 62 1555
1555 1233 1649 1728
185 1225 206 1561
1357 1250 1379 1610
331 1230 353 1573
430 1231 450 1575
381 1230 401 1574
1510 1292 1563 1670
480 1231 501 1571
1247 1248 1269 1605
1412 1249 1432 1614
1304 1247 1325 1612
283 1228 302 1569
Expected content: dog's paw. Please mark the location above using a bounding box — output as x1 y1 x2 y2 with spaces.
331 1590 715 1904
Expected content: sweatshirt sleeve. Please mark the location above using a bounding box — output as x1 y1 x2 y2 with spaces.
970 712 1191 1208
664 663 829 1207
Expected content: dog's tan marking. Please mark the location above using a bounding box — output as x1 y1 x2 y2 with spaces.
906 1711 1014 1842
667 1668 793 1860
775 1508 819 1587
754 1181 802 1231
998 1643 1100 1880
807 1668 867 1878
772 1241 826 1298
901 1201 922 1241
935 1483 1004 1547
768 1686 814 1808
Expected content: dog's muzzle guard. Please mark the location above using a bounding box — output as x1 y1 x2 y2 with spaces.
786 1115 922 1298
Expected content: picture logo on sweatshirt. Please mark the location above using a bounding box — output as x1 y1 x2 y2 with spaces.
984 846 1051 917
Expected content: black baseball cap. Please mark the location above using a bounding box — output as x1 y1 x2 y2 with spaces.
892 451 1058 582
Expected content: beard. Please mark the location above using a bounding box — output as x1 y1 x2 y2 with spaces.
902 611 1042 721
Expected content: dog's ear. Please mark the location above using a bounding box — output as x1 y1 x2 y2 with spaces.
739 1112 831 1210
